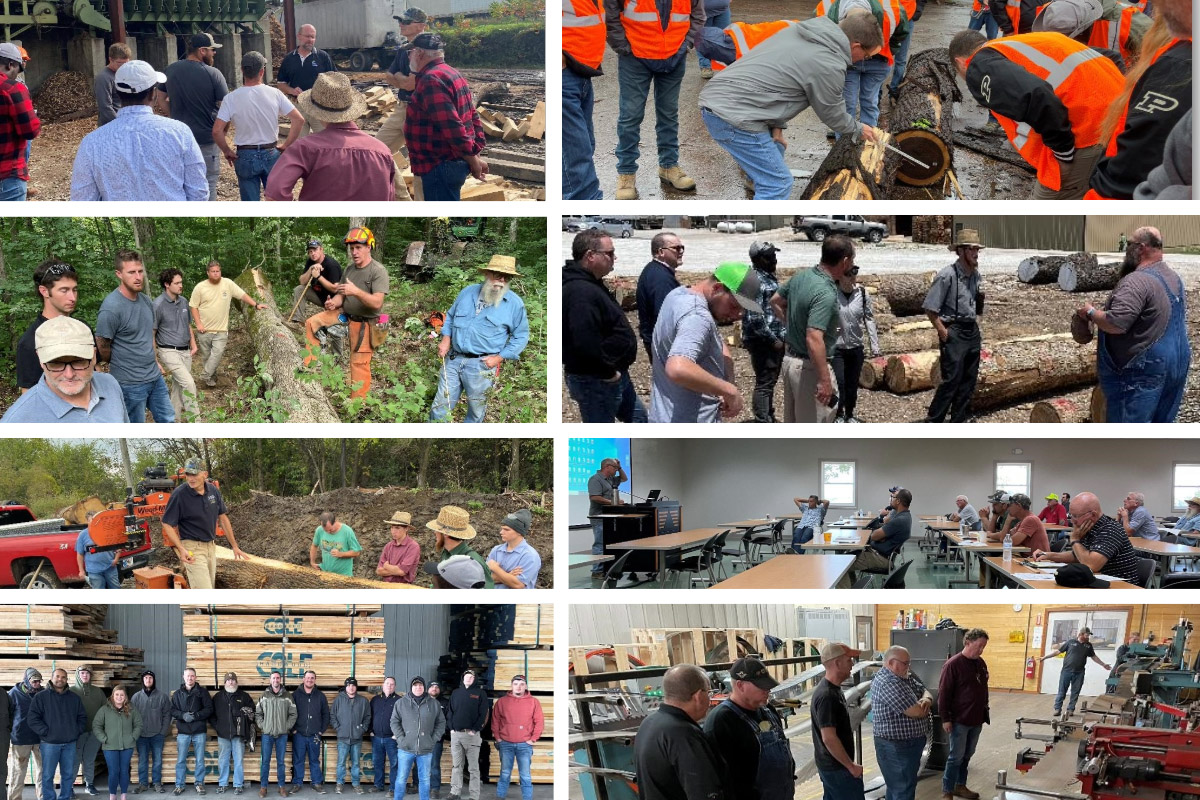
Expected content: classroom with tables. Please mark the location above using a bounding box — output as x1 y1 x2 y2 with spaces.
567 437 1200 590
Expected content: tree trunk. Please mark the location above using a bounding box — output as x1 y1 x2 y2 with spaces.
132 218 156 272
509 219 519 243
508 439 521 490
417 440 431 489
889 47 959 187
802 134 897 200
860 356 889 389
1030 396 1091 422
1017 255 1067 284
878 273 935 316
340 440 347 489
1090 384 1107 423
971 335 1097 411
1058 256 1122 292
233 267 340 423
885 351 940 393
878 325 939 354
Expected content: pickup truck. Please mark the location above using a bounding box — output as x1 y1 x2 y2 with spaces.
792 215 887 243
0 504 152 589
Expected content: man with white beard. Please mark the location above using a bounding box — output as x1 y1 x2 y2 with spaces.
429 255 530 423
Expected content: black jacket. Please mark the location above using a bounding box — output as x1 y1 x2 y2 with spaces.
988 0 1039 34
634 705 725 800
562 261 638 377
170 684 213 735
212 689 256 740
28 688 87 744
447 681 491 733
635 260 680 354
966 47 1081 160
291 687 330 737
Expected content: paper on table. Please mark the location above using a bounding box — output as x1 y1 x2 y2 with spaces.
1021 573 1059 581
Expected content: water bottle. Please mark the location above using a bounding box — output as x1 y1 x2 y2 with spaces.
1003 532 1013 563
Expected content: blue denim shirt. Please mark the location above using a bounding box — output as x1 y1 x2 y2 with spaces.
486 540 542 589
1 373 129 424
442 284 530 361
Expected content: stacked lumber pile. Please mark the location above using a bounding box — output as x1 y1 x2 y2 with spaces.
912 216 952 245
476 101 546 143
361 86 398 117
0 605 144 686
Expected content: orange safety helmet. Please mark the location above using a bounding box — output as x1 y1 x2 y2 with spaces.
344 226 376 249
18 47 29 62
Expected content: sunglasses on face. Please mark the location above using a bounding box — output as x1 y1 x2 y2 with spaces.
590 249 616 257
45 263 75 277
662 245 685 253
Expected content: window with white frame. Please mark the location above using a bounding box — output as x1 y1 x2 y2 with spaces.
1173 464 1200 511
821 461 856 507
995 462 1031 497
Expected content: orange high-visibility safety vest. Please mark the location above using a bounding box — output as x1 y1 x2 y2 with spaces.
978 33 1124 189
563 0 606 69
1087 2 1140 65
815 0 903 64
619 0 692 60
710 20 794 70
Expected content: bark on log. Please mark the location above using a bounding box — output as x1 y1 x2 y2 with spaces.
801 133 898 200
952 129 1037 172
889 48 960 187
971 337 1097 411
879 273 935 316
860 356 889 389
1090 384 1107 423
233 267 340 423
885 350 940 393
213 547 425 590
1017 255 1067 284
1058 257 1122 292
878 326 939 354
1030 397 1091 423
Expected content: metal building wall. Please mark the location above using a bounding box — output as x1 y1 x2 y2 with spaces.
1085 216 1200 252
384 605 452 688
106 605 186 685
954 216 1085 251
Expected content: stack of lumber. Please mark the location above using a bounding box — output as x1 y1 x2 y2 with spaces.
630 627 762 666
0 605 145 685
476 102 545 142
361 86 398 116
451 604 553 649
912 215 952 245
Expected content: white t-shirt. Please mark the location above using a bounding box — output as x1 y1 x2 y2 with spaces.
215 84 295 146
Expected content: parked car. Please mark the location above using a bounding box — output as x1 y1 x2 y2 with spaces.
0 504 151 589
792 215 887 243
565 216 598 233
587 218 634 238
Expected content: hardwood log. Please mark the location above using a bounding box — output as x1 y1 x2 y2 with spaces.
233 268 340 423
1090 384 1107 422
860 356 889 389
801 132 897 200
879 273 935 316
213 547 425 590
1058 256 1122 292
1030 396 1091 423
971 337 1097 411
889 48 959 187
885 351 940 393
878 326 939 354
1017 255 1067 284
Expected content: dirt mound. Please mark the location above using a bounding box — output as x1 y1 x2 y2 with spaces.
33 71 97 123
224 486 553 588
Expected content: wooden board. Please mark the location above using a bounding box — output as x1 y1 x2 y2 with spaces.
524 101 546 140
488 741 553 783
185 641 387 687
481 158 544 184
180 605 381 616
182 614 385 641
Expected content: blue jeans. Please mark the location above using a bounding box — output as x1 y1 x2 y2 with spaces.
0 176 28 201
175 734 207 787
430 740 442 790
701 108 791 199
418 160 470 201
261 734 287 788
104 749 133 795
697 8 731 68
791 526 815 553
233 148 279 201
1097 287 1190 423
395 752 430 800
40 741 76 800
843 58 891 127
967 7 1000 38
616 53 685 173
87 565 120 589
429 354 494 423
372 738 398 790
495 742 533 800
217 738 244 788
566 372 646 423
888 29 914 92
137 734 164 785
562 68 602 200
122 377 176 424
875 736 925 800
817 766 864 800
1055 669 1086 714
335 742 361 787
942 723 982 793
291 733 323 786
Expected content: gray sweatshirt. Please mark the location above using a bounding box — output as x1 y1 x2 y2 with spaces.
1134 109 1191 201
835 285 881 353
698 17 858 136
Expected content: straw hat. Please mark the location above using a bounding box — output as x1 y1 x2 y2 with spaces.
425 505 476 540
1187 496 1200 508
479 254 522 277
386 511 412 527
296 73 368 124
949 229 985 250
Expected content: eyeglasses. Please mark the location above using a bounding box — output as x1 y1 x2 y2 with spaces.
44 359 92 373
663 245 686 253
590 249 616 257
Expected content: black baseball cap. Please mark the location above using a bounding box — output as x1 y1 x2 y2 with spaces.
410 32 444 50
730 657 777 690
1055 563 1109 589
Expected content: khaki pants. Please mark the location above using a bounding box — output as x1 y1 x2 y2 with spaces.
1031 144 1105 199
196 331 228 385
290 286 323 322
837 547 891 589
182 539 217 590
782 354 839 423
158 347 199 420
8 745 42 800
449 731 481 800
375 102 408 154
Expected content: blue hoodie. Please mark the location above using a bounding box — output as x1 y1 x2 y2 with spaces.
9 669 42 746
28 680 87 744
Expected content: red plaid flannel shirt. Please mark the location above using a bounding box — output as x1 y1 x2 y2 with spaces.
404 60 485 175
0 75 40 181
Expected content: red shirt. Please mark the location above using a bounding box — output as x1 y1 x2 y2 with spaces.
1038 503 1067 525
1014 514 1050 553
491 692 545 743
377 536 421 584
0 75 40 181
404 60 485 175
265 121 395 201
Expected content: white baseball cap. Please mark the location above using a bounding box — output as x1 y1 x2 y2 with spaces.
0 42 23 69
114 60 166 94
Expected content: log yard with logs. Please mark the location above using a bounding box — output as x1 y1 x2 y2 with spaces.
560 214 1200 424
562 0 1191 200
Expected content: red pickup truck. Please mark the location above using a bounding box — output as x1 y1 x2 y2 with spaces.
0 504 153 589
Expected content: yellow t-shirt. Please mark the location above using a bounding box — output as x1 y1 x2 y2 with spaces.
189 277 249 332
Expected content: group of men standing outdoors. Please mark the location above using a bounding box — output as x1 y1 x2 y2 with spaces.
2 666 543 800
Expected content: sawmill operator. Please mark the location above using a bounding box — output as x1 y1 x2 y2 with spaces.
161 458 250 590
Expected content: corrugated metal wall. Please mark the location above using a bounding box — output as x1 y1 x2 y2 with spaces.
106 605 186 686
383 605 452 687
1085 217 1200 252
954 216 1085 251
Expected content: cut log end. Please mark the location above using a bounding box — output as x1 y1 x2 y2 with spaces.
893 130 950 186
1030 397 1090 423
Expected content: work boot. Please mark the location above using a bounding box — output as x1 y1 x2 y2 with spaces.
700 67 713 79
196 787 205 797
887 84 900 101
953 786 980 800
216 789 225 796
313 787 326 795
615 173 638 200
259 790 267 798
658 165 696 192
942 794 954 800
288 788 301 796
174 789 185 797
156 786 165 794
87 786 98 795
279 788 288 797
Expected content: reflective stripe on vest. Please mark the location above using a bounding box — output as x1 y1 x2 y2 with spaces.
620 0 692 59
1089 4 1136 61
729 22 752 56
622 0 688 22
991 37 1102 91
563 0 601 25
563 0 606 68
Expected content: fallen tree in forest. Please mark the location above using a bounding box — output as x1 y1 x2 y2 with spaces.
233 267 340 423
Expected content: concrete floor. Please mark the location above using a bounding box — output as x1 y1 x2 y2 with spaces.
63 782 552 800
570 692 1066 800
587 0 1036 200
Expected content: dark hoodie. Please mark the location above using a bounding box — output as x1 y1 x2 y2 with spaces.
170 681 213 735
28 678 86 744
131 671 173 738
212 687 256 740
446 676 491 733
9 669 42 746
562 261 639 378
428 684 450 742
71 667 107 727
291 685 330 737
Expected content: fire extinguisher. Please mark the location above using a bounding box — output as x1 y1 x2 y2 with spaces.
1026 657 1036 678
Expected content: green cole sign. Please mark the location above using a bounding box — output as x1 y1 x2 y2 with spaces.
263 616 305 635
256 652 314 679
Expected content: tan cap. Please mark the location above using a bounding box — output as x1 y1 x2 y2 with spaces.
1187 496 1200 508
387 511 413 526
35 316 95 364
819 642 861 663
479 254 522 277
426 505 476 541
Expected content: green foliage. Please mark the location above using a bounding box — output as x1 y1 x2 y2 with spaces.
530 504 551 516
0 440 124 518
430 20 544 67
487 0 544 19
201 356 299 423
465 500 484 511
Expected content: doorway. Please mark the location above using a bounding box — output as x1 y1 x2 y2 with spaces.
1038 609 1128 698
